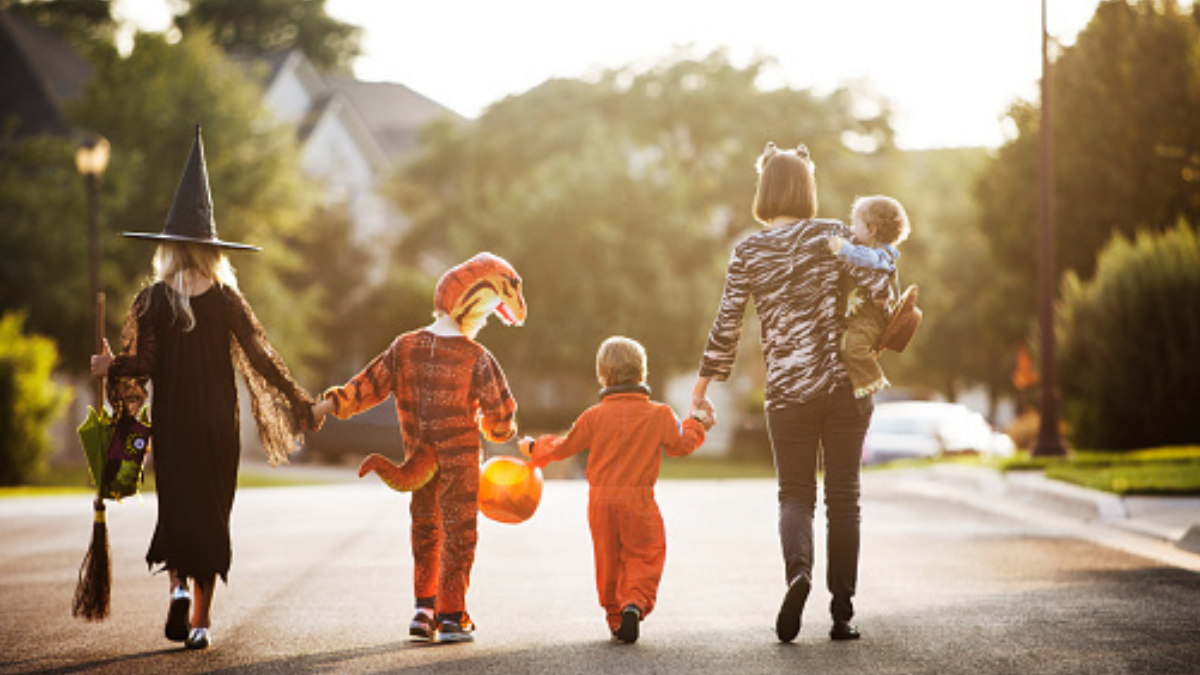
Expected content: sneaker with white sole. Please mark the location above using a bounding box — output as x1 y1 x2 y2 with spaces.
436 619 475 643
409 609 436 640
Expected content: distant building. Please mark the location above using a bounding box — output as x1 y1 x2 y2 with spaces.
0 7 92 139
246 49 465 260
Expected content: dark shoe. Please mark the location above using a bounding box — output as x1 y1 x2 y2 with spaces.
775 575 811 643
436 619 475 643
184 627 211 650
830 621 861 641
409 609 436 641
164 588 191 642
616 605 641 643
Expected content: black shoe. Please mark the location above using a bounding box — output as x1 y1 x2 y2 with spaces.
165 588 191 642
436 619 475 643
830 621 861 641
616 605 641 643
409 609 436 640
775 575 811 643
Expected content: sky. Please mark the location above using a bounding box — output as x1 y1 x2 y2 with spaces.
112 0 1110 150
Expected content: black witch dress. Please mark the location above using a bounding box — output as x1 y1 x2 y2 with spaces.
107 282 315 582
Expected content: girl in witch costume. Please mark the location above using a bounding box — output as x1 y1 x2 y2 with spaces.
90 127 318 650
312 252 525 643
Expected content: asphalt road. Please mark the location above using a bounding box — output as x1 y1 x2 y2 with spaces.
2 471 1199 675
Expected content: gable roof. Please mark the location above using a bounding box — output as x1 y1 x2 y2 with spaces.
0 8 92 138
326 76 465 161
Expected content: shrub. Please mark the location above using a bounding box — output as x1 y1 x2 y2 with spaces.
1057 223 1200 451
0 313 71 485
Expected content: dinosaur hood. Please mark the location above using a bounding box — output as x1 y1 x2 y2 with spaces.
434 252 526 335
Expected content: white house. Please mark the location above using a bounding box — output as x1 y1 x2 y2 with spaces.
249 50 464 263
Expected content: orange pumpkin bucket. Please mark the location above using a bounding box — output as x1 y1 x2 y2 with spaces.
478 456 543 524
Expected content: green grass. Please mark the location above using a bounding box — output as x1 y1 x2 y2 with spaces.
0 462 334 499
659 456 776 480
1000 445 1200 495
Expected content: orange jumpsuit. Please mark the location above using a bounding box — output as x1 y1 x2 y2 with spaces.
533 389 705 631
324 330 516 616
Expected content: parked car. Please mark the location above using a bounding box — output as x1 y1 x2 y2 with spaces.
863 401 1014 465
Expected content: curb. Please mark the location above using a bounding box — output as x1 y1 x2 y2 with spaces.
916 464 1200 557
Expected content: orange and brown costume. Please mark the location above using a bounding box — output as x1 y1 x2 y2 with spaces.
324 332 516 616
532 387 705 631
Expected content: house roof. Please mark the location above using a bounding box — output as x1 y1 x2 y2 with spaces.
0 8 92 138
326 76 465 161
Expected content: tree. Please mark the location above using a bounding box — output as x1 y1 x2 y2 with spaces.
173 0 361 72
388 50 901 418
975 0 1200 360
1 0 118 57
0 131 99 374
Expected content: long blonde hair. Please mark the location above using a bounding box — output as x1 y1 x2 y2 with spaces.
152 241 239 331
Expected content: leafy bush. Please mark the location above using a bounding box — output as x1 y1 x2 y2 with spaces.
0 313 71 485
1057 223 1200 451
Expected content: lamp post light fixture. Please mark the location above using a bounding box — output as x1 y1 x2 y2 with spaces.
76 133 110 410
1032 0 1067 458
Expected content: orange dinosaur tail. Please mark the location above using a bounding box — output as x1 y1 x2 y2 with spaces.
357 450 438 492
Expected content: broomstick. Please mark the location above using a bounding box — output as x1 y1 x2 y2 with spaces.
73 292 110 621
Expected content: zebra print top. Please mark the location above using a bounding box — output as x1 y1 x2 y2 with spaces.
699 219 893 410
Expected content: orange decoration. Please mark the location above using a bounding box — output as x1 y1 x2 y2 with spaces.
478 456 543 524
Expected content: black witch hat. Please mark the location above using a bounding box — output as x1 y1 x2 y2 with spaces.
122 125 260 251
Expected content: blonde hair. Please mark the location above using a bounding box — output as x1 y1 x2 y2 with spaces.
152 241 238 331
596 336 647 388
752 142 818 225
852 195 911 246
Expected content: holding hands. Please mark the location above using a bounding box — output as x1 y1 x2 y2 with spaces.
90 339 114 378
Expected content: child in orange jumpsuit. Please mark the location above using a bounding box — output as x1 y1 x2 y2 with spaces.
313 253 525 643
527 336 712 643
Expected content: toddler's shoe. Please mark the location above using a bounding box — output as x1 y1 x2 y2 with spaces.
615 605 641 643
436 618 475 643
164 586 191 642
775 574 811 643
409 608 436 641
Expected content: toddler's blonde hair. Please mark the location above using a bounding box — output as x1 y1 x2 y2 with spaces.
852 195 911 246
596 336 647 388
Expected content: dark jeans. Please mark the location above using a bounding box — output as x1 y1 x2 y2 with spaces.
766 387 872 622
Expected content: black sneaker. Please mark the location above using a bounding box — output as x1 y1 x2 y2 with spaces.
165 588 191 642
616 605 641 643
409 610 436 641
436 619 475 643
775 574 811 643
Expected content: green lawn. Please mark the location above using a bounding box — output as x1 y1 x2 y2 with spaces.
0 462 333 499
1000 445 1200 495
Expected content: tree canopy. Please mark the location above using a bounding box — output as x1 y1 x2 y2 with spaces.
173 0 361 72
975 0 1200 358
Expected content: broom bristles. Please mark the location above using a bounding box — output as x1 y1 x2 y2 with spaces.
72 499 111 621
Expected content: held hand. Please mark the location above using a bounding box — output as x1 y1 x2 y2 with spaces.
689 397 717 429
311 399 334 424
90 339 113 378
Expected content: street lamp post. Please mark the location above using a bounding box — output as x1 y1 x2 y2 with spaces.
1033 0 1067 457
75 134 110 411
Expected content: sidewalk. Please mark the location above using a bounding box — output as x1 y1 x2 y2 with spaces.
887 463 1200 572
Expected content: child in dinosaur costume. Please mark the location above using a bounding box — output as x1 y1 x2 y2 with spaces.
312 252 524 643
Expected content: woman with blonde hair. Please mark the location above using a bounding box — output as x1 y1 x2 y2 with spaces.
91 127 316 650
690 143 892 643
